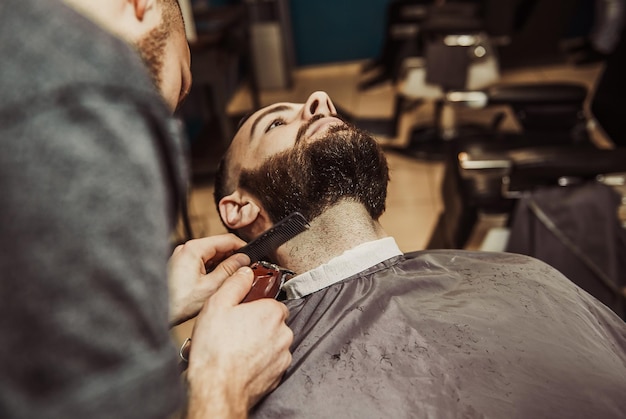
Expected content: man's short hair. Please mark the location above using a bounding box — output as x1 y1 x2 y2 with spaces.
213 111 254 224
213 151 234 225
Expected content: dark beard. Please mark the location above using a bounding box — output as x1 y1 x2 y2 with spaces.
136 22 168 88
238 122 389 225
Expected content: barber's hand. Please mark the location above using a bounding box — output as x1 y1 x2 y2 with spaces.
167 234 250 327
186 267 293 418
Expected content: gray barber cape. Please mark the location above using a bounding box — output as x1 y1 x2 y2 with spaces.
251 250 626 418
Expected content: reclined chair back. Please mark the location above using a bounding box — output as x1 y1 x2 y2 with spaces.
486 83 589 144
505 148 626 320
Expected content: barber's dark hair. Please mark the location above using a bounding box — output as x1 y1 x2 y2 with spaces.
213 155 228 214
212 111 256 230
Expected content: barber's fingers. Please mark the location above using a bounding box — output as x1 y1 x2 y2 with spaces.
172 234 247 266
202 252 251 291
211 266 255 307
211 268 291 319
242 296 291 322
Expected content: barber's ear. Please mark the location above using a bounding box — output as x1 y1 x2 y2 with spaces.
131 0 155 20
218 191 261 230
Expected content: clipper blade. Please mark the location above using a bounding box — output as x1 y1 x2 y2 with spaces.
236 212 310 263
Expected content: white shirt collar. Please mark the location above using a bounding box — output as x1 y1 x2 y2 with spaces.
282 237 402 300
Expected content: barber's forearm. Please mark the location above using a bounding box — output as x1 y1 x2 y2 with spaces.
180 269 292 418
185 368 248 419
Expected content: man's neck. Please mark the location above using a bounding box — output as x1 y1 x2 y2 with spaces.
274 200 387 274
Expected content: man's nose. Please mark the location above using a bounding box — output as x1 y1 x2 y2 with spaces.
302 91 337 120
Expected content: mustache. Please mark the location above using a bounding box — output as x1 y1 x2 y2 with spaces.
294 113 350 145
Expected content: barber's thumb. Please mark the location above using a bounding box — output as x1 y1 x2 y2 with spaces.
213 266 254 306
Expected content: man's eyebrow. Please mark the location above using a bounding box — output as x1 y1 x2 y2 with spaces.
249 104 293 140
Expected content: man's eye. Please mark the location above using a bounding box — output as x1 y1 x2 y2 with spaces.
265 118 285 132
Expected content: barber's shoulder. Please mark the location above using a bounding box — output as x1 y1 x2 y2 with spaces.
1 0 158 110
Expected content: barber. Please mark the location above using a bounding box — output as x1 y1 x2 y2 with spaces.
0 1 292 418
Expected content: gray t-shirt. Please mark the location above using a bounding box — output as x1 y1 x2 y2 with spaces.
0 1 188 417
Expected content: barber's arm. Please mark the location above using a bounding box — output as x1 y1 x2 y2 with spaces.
185 268 293 418
167 235 293 418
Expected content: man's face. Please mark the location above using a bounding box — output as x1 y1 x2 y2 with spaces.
136 20 191 112
226 91 389 225
229 91 344 171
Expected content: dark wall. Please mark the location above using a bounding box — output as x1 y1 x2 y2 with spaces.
195 0 597 68
497 0 590 68
289 0 391 66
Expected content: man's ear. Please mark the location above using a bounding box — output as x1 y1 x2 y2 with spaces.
218 191 261 230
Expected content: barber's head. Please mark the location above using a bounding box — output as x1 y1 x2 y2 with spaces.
214 91 389 241
66 0 192 111
135 0 191 112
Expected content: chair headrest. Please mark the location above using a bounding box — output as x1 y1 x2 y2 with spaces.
508 146 626 185
487 83 588 105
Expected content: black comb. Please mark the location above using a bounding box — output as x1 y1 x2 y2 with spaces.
236 212 310 263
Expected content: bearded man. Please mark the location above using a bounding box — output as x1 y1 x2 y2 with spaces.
214 91 626 418
0 1 292 418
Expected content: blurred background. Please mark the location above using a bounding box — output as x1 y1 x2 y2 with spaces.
171 0 626 325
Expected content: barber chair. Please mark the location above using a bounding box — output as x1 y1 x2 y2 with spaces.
359 0 430 91
360 0 495 92
422 81 592 250
352 0 533 144
428 142 626 319
366 0 587 161
411 76 626 320
424 79 595 246
383 0 533 159
422 91 626 318
590 22 626 147
392 75 590 155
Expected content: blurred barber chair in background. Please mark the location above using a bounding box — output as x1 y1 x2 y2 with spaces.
387 80 593 244
416 76 626 320
351 2 626 318
356 0 593 162
344 0 508 148
352 0 523 154
504 150 626 321
422 81 594 252
590 22 626 147
389 0 553 160
358 0 430 91
359 0 519 92
417 16 626 320
427 140 626 319
360 0 576 92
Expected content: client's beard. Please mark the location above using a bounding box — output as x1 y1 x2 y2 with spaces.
238 121 390 225
136 22 168 88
